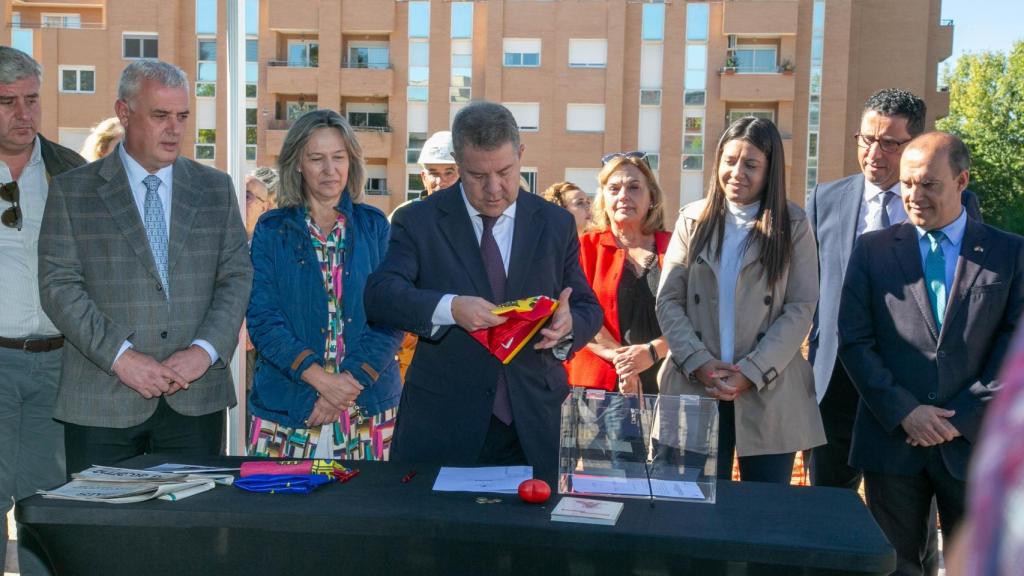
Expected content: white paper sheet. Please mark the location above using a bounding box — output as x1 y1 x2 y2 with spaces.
431 466 534 494
569 474 705 500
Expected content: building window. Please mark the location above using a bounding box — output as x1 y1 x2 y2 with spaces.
196 128 216 160
348 111 389 131
246 0 259 35
642 4 665 41
682 155 703 171
246 107 257 161
408 1 430 38
196 0 216 34
503 102 540 132
285 101 316 122
124 34 158 59
42 13 81 29
564 168 599 190
348 45 389 69
568 39 607 68
407 132 427 164
365 178 389 196
503 39 541 68
734 45 778 74
566 104 605 133
727 109 775 124
684 112 703 134
640 89 661 106
645 153 661 172
409 40 429 86
451 2 473 40
287 40 319 68
407 172 424 198
520 170 537 194
451 38 472 103
683 135 703 156
686 3 709 42
196 38 217 97
59 67 95 94
246 39 258 98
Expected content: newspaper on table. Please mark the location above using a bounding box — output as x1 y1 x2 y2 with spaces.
37 465 234 504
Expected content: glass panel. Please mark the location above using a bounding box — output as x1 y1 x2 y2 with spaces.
642 4 665 41
80 70 94 92
288 44 307 66
685 70 706 91
686 45 707 70
286 102 316 121
246 108 257 125
522 53 540 67
197 129 216 144
808 132 818 158
198 40 217 62
683 135 703 155
504 53 521 66
195 145 215 160
640 90 661 106
409 42 429 67
451 3 473 39
408 173 424 190
246 146 256 161
684 91 705 106
62 70 77 91
198 62 217 82
246 39 258 62
246 127 257 145
407 86 428 101
308 43 319 67
195 83 215 97
686 3 709 41
124 38 141 59
682 155 704 170
246 62 258 84
452 53 472 69
143 39 158 58
246 0 258 35
408 67 429 85
196 0 217 34
11 29 32 57
685 115 703 133
245 84 257 98
408 2 430 38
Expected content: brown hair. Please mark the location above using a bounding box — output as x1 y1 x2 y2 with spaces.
689 116 792 286
542 181 583 208
591 155 666 235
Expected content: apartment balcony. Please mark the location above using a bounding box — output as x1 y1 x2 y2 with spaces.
354 127 392 159
720 71 795 102
722 1 799 36
267 0 318 32
339 66 393 98
341 2 394 33
266 62 319 94
931 19 954 62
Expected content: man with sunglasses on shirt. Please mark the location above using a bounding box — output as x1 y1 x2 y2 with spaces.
0 46 85 576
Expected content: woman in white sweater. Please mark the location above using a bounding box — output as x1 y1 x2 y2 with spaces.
656 117 823 483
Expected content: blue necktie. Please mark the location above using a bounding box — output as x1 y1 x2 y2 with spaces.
925 230 946 331
143 175 169 297
878 190 894 229
480 214 513 425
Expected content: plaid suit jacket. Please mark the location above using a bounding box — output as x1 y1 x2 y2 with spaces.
38 151 253 427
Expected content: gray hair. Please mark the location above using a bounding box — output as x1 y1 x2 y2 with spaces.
0 46 42 85
117 60 189 106
276 109 366 208
451 101 521 159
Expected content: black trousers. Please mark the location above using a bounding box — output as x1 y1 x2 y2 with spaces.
810 363 862 489
717 400 795 484
477 415 528 467
63 397 224 478
863 449 964 576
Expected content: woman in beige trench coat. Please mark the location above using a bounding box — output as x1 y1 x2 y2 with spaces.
656 117 825 483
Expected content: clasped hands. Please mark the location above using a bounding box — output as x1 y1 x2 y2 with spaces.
112 345 212 400
451 287 574 350
901 405 961 447
695 359 753 402
303 366 365 427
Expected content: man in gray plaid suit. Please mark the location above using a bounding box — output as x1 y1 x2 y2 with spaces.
38 60 252 476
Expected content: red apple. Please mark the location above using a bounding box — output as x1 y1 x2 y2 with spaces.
518 479 551 504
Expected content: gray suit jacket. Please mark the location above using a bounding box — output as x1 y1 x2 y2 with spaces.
806 173 982 402
38 152 253 428
838 218 1024 479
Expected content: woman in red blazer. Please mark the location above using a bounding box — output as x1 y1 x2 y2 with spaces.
566 153 670 394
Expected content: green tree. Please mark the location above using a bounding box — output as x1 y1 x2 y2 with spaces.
937 41 1024 234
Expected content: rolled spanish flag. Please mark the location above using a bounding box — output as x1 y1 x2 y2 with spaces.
469 295 559 364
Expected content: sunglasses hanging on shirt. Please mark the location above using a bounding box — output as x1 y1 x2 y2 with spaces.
0 181 21 231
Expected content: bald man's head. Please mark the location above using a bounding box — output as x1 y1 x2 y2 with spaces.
900 131 971 230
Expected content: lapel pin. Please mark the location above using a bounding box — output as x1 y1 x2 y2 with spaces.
974 246 984 253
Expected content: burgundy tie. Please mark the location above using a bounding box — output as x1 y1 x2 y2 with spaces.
480 215 513 425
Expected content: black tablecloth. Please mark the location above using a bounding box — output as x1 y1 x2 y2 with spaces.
17 454 894 575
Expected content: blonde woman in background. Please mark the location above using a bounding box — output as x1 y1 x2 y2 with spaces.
542 181 592 235
79 117 123 162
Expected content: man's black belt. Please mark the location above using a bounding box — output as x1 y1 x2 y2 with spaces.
0 335 64 353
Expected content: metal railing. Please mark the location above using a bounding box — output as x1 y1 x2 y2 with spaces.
8 21 106 30
341 60 393 70
267 60 319 68
351 124 392 134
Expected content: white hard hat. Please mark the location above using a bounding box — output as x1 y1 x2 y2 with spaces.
417 131 456 165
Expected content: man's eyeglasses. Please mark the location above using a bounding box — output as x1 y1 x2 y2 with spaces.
853 133 912 154
0 181 21 231
601 151 649 167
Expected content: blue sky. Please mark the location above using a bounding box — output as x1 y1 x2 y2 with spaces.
942 0 1023 66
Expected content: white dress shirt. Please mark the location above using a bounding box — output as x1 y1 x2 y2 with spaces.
0 136 60 338
113 145 217 367
431 184 517 327
718 200 760 364
856 180 908 236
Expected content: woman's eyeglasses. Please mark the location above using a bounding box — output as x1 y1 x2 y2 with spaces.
0 181 21 231
601 151 649 167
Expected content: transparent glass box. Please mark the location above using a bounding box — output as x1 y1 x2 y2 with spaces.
558 388 719 504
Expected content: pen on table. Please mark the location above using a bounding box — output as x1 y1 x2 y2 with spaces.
401 470 417 483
